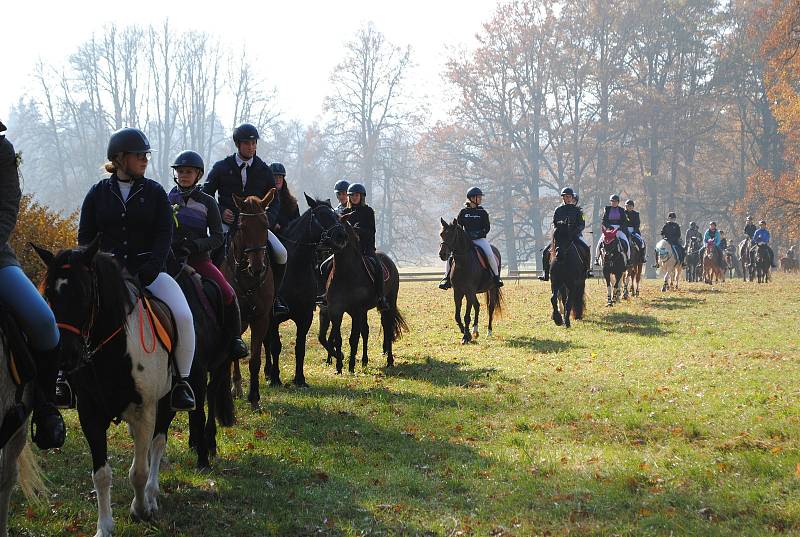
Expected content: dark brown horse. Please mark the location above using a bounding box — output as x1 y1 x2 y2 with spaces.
322 220 407 374
222 191 276 410
438 218 503 344
702 240 725 285
738 237 752 281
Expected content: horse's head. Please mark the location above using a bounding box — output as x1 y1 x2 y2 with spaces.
304 194 347 251
232 190 275 276
439 217 467 260
602 229 617 246
552 219 573 248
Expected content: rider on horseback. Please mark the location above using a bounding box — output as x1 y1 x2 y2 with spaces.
624 199 646 263
79 128 196 411
654 212 685 267
596 195 632 267
439 187 503 289
701 221 724 266
719 230 728 252
744 215 757 240
270 162 301 232
333 180 350 215
753 220 777 268
167 150 248 361
0 120 65 449
539 187 592 281
341 183 390 312
685 222 702 249
203 123 290 321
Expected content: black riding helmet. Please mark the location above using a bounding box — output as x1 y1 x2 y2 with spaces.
560 187 575 197
610 194 620 202
334 179 350 194
347 182 367 196
690 221 698 229
171 150 205 191
625 199 634 207
107 127 153 161
232 123 259 144
466 187 483 199
668 212 677 219
270 162 286 176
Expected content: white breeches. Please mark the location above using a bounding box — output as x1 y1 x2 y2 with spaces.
146 273 194 378
472 238 499 275
267 230 287 264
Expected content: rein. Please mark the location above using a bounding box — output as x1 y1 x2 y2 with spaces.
275 206 345 249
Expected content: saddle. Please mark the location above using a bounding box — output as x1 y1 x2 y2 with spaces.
472 246 500 273
362 255 390 284
125 281 175 355
0 309 36 387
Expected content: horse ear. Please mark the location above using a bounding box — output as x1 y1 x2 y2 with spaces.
440 217 448 227
452 218 457 226
82 234 102 261
261 188 276 208
304 193 317 208
29 242 55 267
232 194 245 210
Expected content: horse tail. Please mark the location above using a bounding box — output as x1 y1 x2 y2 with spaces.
486 285 504 318
17 441 47 503
210 359 236 427
383 306 409 343
572 278 587 320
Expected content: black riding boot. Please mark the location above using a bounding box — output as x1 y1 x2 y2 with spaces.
225 299 248 360
271 262 290 322
538 248 551 281
439 257 452 289
170 377 196 411
31 346 66 450
373 256 389 312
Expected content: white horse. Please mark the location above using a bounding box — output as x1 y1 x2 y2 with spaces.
0 324 46 537
655 239 683 292
35 241 172 537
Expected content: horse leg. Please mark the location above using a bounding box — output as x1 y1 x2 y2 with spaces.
487 292 494 338
361 311 370 368
0 428 26 537
329 313 345 374
128 404 157 522
187 370 209 468
231 359 243 399
471 296 480 340
79 407 114 537
605 274 613 306
381 309 394 367
454 292 468 343
293 313 313 387
347 313 361 374
564 288 572 329
462 297 473 345
550 286 563 326
318 308 333 365
248 326 266 410
268 323 282 387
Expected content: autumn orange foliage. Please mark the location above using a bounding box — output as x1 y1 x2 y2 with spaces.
9 195 77 283
743 0 800 244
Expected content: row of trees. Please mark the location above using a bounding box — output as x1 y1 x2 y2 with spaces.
7 0 796 271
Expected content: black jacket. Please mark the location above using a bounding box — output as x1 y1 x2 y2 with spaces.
78 175 172 285
342 204 376 254
661 221 682 244
167 187 224 261
601 205 629 229
625 210 641 234
457 203 490 240
0 129 20 270
744 223 757 239
203 155 280 229
553 204 586 234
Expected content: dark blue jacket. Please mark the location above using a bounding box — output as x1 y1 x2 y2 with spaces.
457 203 490 239
342 204 376 254
0 129 21 270
625 209 641 234
553 204 586 233
78 175 173 285
203 155 280 229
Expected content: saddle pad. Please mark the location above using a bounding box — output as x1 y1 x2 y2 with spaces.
0 310 36 386
142 293 175 354
473 246 500 272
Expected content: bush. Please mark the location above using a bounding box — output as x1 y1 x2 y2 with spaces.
8 195 78 284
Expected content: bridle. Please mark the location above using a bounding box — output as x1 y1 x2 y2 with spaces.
275 205 346 249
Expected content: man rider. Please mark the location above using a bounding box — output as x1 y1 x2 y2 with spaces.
539 187 592 281
203 123 289 320
654 212 685 267
701 221 722 264
752 219 777 268
333 180 349 215
744 215 757 240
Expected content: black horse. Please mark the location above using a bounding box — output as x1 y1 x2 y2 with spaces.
549 220 587 328
153 264 235 470
751 243 771 283
268 196 347 387
685 236 702 283
322 220 408 374
599 229 626 307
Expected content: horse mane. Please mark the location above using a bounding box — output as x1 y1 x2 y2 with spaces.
90 251 135 320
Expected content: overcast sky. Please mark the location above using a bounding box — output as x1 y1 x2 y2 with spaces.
1 0 495 126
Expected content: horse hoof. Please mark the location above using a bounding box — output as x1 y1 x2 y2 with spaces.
606 302 613 307
471 330 479 339
249 401 261 412
269 379 282 388
292 378 309 388
552 313 563 326
487 330 492 337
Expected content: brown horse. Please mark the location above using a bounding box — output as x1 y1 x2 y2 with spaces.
222 191 276 410
702 240 725 285
623 236 644 299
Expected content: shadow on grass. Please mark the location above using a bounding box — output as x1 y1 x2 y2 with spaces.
504 336 572 354
380 356 498 387
587 312 669 336
648 296 705 310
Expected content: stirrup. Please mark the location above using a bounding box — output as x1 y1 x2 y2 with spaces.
55 377 76 409
438 279 451 290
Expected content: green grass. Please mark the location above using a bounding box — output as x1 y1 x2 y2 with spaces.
11 276 800 536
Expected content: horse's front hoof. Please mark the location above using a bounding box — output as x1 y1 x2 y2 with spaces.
552 312 563 326
460 335 470 345
131 501 154 523
269 379 282 388
487 329 492 337
292 377 309 388
471 329 479 340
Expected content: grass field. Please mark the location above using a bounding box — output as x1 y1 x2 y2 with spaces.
10 275 800 536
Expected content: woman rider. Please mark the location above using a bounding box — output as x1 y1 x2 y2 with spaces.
538 187 591 281
270 162 300 232
341 183 390 311
78 128 195 411
0 120 65 449
167 150 248 360
597 194 631 266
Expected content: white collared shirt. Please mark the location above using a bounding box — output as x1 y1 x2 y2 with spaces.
235 153 254 189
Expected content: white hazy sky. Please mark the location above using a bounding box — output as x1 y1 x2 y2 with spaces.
1 0 496 126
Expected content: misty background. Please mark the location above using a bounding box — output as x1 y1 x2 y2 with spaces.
2 0 785 274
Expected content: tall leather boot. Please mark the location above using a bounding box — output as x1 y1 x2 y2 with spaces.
271 262 290 322
225 298 249 360
538 249 551 281
373 255 389 312
31 345 66 450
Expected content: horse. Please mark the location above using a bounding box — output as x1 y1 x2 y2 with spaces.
152 264 235 470
623 236 644 299
685 237 702 283
268 196 346 387
598 228 626 306
0 318 45 537
738 237 752 282
438 218 504 344
702 240 725 285
780 255 798 273
322 219 407 374
655 239 682 292
724 247 738 279
33 239 172 536
548 220 587 328
751 243 771 283
222 191 276 411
